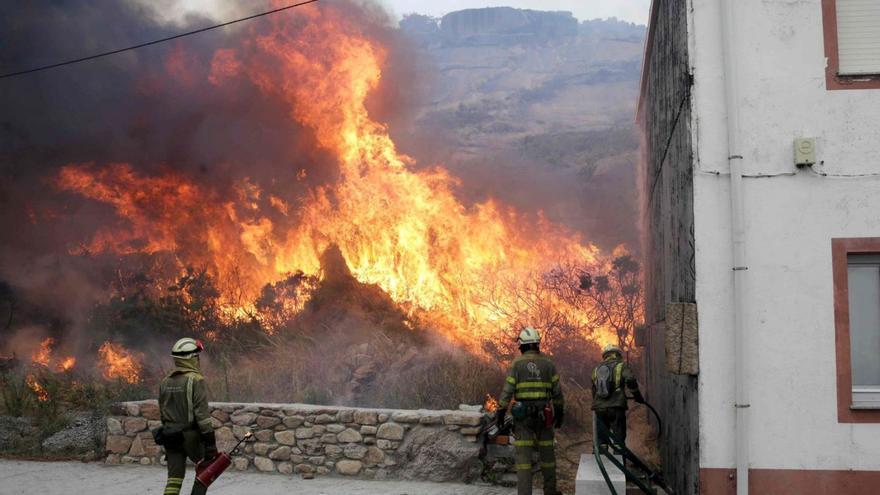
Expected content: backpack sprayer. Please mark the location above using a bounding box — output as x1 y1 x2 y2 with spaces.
195 431 253 487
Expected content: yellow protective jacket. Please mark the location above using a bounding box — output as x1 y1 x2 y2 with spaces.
158 357 213 435
591 355 639 410
499 350 564 412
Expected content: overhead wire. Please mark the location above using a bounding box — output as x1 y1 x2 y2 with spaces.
0 0 319 80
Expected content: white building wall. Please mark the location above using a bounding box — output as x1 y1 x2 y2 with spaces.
689 0 880 471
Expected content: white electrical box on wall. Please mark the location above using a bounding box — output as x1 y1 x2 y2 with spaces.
794 138 816 167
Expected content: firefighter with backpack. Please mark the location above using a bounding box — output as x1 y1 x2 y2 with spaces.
591 344 644 446
157 338 217 495
496 327 565 495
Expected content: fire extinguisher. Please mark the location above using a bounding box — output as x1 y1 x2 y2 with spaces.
543 402 554 429
195 431 253 487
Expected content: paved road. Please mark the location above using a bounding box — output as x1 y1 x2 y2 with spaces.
0 460 521 495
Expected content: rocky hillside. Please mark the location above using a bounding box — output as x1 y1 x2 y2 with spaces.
397 9 646 252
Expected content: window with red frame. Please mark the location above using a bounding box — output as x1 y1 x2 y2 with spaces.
833 238 880 423
823 0 880 89
847 254 880 409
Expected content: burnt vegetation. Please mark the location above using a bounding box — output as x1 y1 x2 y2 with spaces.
0 252 642 415
0 4 649 474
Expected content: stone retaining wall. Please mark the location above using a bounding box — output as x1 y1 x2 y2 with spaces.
105 401 487 482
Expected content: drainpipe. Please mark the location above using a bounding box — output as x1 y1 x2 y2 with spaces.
719 0 750 493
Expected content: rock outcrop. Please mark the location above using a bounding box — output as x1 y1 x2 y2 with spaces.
440 8 578 46
41 412 106 455
396 425 483 483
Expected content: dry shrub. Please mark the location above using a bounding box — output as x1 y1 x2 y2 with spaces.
360 352 503 410
203 326 504 410
0 368 33 416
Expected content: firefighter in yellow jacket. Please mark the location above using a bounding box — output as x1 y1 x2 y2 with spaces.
591 344 644 446
497 327 564 495
158 338 217 495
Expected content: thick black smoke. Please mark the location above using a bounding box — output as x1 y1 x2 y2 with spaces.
0 0 414 358
0 2 644 367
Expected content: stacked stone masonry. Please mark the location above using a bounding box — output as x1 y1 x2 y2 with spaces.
105 401 485 481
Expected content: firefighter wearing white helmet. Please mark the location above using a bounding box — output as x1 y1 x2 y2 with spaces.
592 343 643 447
158 338 216 495
170 337 201 356
497 327 564 495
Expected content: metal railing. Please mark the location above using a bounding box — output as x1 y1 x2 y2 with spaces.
592 409 674 495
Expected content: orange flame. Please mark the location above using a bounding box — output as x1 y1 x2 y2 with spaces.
31 338 54 367
98 342 142 384
31 337 77 372
54 4 622 350
26 374 49 402
57 357 76 372
484 394 500 413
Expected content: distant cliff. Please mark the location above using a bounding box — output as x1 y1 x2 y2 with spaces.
439 7 578 45
397 9 647 252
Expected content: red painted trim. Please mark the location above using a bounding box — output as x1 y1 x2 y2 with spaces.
832 237 880 423
700 468 735 495
701 468 880 495
822 0 880 90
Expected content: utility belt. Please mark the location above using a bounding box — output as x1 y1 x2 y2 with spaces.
511 399 556 429
511 399 549 420
151 421 196 447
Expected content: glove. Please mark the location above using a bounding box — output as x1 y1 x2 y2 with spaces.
201 431 218 460
632 390 646 404
553 409 565 429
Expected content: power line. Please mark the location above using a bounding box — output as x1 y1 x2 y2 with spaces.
0 0 320 80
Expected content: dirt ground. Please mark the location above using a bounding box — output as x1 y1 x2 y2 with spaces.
555 403 661 493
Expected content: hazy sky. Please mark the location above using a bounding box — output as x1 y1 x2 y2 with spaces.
380 0 651 24
138 1 652 27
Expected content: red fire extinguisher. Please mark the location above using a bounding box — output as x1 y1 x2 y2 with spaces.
543 402 554 429
195 431 253 487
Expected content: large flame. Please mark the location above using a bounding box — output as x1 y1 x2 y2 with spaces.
54 4 620 349
98 342 142 384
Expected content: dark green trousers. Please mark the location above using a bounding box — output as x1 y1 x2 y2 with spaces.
596 407 627 446
513 416 556 495
164 430 208 495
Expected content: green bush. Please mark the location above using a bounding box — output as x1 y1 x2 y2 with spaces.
0 368 33 416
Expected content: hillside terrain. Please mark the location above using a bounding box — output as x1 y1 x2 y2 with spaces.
398 8 646 251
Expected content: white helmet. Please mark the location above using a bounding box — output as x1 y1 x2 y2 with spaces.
171 337 204 358
518 327 541 345
602 344 622 358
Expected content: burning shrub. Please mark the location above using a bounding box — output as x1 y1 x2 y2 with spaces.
97 342 142 384
255 271 320 332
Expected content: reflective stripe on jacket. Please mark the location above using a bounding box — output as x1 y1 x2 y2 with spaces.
499 350 564 410
159 369 213 435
